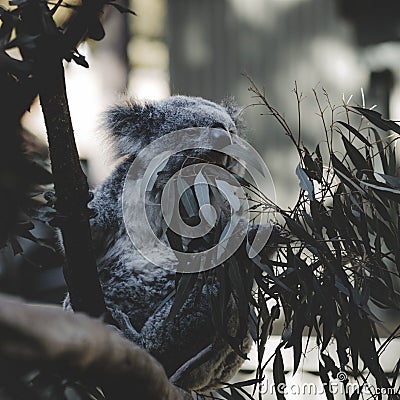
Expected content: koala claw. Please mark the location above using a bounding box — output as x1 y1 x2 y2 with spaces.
111 309 141 345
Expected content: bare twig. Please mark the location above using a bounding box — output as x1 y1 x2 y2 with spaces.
312 87 331 156
245 75 302 159
293 81 303 147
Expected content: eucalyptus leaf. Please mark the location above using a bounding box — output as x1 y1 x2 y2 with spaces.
215 179 241 212
352 106 400 134
273 348 286 400
166 273 198 322
337 121 372 147
177 175 198 218
376 173 400 188
341 135 372 178
194 171 217 226
296 164 314 200
222 143 264 175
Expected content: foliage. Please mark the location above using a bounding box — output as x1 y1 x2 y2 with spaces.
0 0 136 398
167 82 400 399
0 367 106 400
0 0 132 281
236 82 400 399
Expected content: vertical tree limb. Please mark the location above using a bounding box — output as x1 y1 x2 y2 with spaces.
35 4 106 317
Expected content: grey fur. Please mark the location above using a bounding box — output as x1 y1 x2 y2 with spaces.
64 96 252 393
103 96 240 157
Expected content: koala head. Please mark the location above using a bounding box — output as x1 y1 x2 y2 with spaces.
103 95 241 158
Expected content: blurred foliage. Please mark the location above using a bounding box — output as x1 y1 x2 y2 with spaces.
0 0 134 398
0 122 60 296
0 0 131 266
0 365 106 400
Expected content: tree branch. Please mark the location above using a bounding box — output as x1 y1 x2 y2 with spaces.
10 1 109 123
34 3 106 316
0 294 191 400
1 1 120 316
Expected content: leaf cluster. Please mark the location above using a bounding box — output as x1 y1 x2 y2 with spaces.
0 367 106 400
0 0 134 77
173 86 400 400
234 83 400 400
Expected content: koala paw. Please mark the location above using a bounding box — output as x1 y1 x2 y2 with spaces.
111 308 142 345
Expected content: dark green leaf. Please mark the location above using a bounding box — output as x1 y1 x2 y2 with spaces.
319 362 334 400
287 305 305 374
372 218 397 252
5 35 40 51
332 153 351 177
216 388 233 400
296 164 314 200
367 277 397 308
377 173 400 188
315 143 323 166
229 378 260 388
227 257 249 339
321 354 339 376
341 135 372 178
251 255 291 292
350 390 360 400
337 121 372 147
303 148 322 183
166 273 198 322
9 237 23 255
283 215 326 253
177 176 198 218
71 53 89 68
107 2 137 15
372 128 390 174
230 387 247 400
361 180 400 198
332 191 362 254
273 348 286 400
352 106 400 134
87 19 105 41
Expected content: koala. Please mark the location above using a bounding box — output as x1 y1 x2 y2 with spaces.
64 96 272 393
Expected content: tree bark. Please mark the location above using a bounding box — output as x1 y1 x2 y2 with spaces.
19 2 106 316
38 45 106 317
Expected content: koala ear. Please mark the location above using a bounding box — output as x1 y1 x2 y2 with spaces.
220 96 244 132
103 100 153 157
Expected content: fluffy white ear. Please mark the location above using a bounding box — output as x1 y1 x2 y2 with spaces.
220 97 245 133
103 100 154 157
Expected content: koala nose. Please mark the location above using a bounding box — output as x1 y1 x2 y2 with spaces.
209 123 232 146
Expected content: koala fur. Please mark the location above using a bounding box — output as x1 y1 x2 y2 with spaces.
64 96 255 393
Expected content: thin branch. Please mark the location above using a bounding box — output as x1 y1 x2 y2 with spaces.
293 81 303 147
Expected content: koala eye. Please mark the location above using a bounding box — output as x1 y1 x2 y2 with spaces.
211 122 227 130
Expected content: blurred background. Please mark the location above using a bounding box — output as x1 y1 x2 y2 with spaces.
5 1 400 398
22 0 400 206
